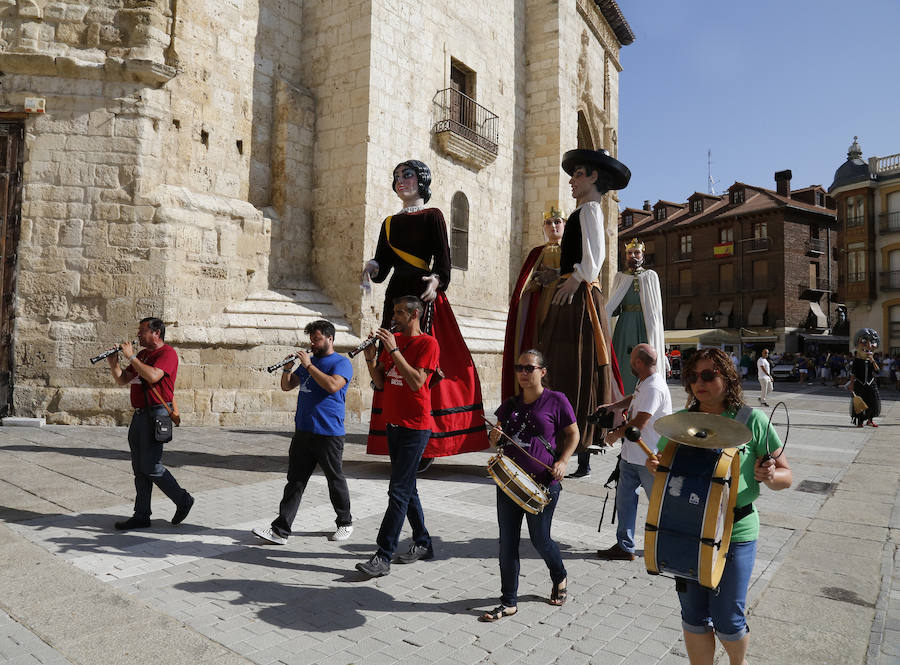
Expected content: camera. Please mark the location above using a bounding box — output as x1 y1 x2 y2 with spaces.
587 406 615 429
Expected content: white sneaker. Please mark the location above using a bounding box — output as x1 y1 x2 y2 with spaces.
330 525 354 541
252 526 287 545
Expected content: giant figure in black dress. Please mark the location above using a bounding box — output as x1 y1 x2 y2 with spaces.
361 160 489 461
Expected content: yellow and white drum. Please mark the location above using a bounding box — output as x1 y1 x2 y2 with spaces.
487 452 550 515
644 442 740 589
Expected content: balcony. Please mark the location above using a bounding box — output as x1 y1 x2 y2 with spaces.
668 285 697 298
880 271 900 291
797 279 835 300
674 250 693 262
741 278 775 292
846 215 865 228
432 88 499 169
805 238 826 256
712 282 737 295
744 237 769 252
879 211 900 234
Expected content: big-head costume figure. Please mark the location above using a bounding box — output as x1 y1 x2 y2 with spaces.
361 160 489 462
539 148 628 451
606 237 667 396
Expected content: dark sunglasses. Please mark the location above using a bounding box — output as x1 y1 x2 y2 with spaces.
686 368 719 384
514 364 543 374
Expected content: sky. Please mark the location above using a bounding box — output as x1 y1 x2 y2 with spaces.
616 0 900 211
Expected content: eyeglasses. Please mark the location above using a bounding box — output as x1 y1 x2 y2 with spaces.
514 364 543 374
685 368 719 384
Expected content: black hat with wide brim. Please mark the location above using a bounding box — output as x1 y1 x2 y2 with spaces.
561 149 631 190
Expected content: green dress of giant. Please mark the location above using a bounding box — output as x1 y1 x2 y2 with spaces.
612 275 647 395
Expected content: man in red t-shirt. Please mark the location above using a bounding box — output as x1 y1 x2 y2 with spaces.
107 317 194 530
357 296 440 578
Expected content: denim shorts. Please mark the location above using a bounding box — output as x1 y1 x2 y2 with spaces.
678 540 757 641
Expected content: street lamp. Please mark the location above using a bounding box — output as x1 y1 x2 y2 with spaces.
702 310 722 327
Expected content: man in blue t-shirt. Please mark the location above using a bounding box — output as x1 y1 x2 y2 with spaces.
252 320 355 544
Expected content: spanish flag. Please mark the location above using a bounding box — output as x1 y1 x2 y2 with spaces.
714 242 734 257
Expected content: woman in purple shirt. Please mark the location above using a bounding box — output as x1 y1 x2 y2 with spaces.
481 349 579 621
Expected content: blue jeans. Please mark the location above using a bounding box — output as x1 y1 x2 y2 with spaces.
497 483 566 607
128 408 188 519
678 540 757 641
375 425 431 561
615 459 655 554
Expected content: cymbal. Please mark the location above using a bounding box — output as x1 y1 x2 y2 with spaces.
654 412 752 449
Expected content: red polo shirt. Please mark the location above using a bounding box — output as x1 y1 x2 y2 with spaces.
126 344 179 408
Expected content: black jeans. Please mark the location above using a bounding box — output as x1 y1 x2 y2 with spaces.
271 430 352 537
128 408 188 519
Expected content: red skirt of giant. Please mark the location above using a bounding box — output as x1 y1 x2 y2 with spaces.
366 292 490 457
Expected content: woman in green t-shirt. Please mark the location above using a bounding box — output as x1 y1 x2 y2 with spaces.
647 348 792 665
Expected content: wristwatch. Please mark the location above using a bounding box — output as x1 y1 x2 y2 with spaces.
389 348 400 354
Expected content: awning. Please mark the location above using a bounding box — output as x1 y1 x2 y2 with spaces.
674 303 691 329
717 301 733 324
800 334 849 344
748 298 767 326
808 301 826 328
665 328 740 346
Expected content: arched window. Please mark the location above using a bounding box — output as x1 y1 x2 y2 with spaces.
450 191 469 270
577 111 594 150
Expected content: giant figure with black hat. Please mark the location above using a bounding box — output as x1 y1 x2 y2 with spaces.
541 149 629 473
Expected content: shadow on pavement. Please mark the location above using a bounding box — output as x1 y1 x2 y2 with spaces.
174 575 497 632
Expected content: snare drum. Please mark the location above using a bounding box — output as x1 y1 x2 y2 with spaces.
487 452 550 514
644 443 740 589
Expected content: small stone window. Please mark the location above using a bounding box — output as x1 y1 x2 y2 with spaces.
623 213 633 228
656 207 667 221
691 199 703 213
450 191 469 270
731 189 745 204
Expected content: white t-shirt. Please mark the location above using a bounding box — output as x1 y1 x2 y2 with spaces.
622 371 672 465
757 356 771 378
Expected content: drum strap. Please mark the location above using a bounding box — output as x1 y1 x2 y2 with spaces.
733 406 756 525
734 502 754 522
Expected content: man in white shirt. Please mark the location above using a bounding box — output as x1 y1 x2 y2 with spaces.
757 348 773 407
596 344 672 561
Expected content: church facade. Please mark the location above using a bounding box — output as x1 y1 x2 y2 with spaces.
0 0 632 424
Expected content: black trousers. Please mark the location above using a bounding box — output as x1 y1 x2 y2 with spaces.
271 430 352 537
128 408 188 519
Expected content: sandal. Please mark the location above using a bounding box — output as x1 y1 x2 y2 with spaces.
549 579 568 606
479 605 517 622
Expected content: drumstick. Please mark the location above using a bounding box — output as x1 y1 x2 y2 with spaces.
482 416 555 472
624 426 656 460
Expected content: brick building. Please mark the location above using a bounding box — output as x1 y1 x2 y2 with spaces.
619 171 839 354
829 137 900 355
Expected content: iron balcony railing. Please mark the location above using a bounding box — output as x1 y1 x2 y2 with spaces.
432 88 499 155
744 237 769 252
797 279 834 297
880 271 900 290
846 215 865 228
879 211 900 234
805 237 826 254
667 285 697 298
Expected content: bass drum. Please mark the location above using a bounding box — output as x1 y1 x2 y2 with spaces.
644 443 740 589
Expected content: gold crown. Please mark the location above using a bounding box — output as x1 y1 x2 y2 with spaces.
625 237 645 251
543 206 565 221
